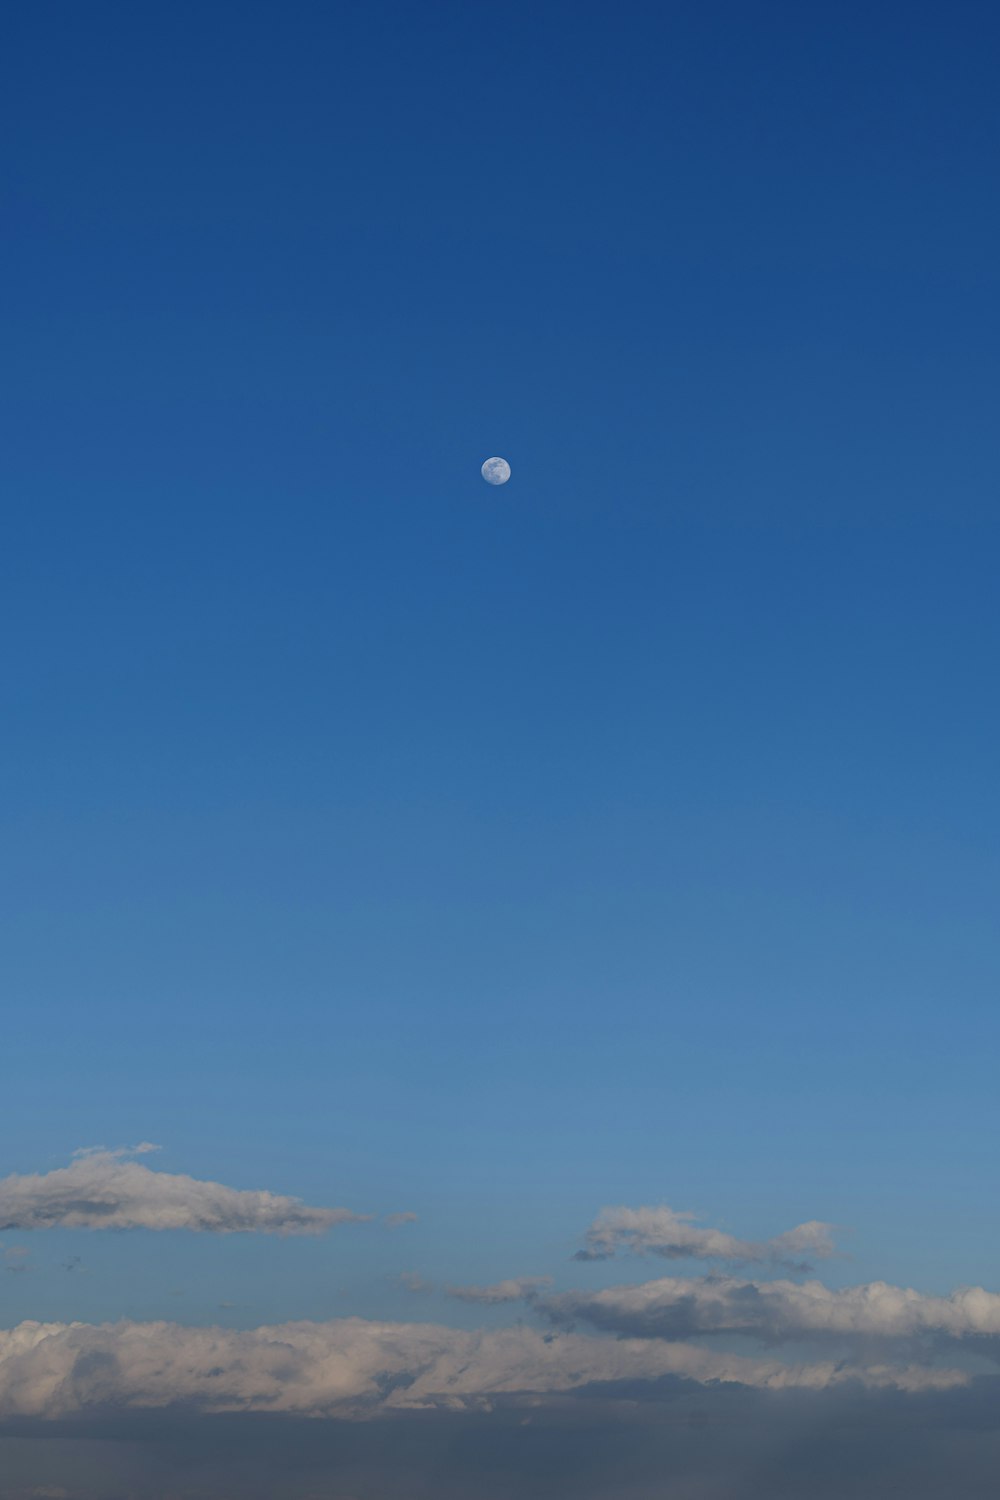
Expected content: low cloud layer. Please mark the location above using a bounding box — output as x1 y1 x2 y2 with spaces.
542 1273 1000 1347
0 1315 962 1422
8 1387 1000 1500
0 1149 367 1236
576 1205 837 1266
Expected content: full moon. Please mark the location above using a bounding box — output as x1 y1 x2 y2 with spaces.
481 456 511 486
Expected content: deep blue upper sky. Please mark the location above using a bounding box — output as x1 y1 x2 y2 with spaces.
2 1 999 1325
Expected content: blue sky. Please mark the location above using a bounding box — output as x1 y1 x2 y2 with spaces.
3 5 1000 1473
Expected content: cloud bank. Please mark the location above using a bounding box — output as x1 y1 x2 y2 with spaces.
542 1273 1000 1346
0 1149 367 1236
576 1204 837 1265
0 1315 962 1422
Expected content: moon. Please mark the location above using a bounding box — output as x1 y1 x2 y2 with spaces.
481 456 511 486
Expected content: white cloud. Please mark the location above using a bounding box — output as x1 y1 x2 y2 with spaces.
0 1316 962 1421
542 1274 1000 1345
446 1277 553 1304
576 1205 836 1266
0 1148 370 1236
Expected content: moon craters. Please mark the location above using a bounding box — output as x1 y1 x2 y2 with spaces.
481 457 511 486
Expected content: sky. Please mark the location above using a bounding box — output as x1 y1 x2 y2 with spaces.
2 1 1000 1494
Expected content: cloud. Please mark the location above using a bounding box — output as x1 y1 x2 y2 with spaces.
446 1277 553 1304
541 1273 1000 1346
0 1315 962 1422
384 1212 418 1228
0 1149 370 1236
575 1205 837 1266
397 1271 434 1294
73 1142 161 1158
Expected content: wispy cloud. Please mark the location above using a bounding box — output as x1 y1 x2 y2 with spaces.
384 1212 418 1228
0 1147 370 1236
398 1270 434 1294
447 1277 553 1304
1 1245 31 1275
575 1205 837 1267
